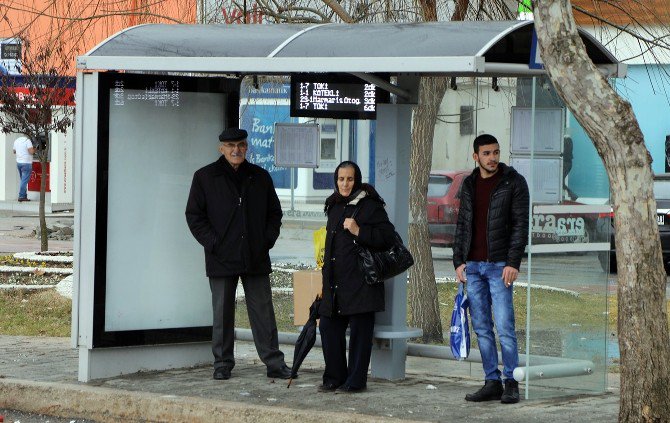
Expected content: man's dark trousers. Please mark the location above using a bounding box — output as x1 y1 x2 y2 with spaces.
209 274 285 372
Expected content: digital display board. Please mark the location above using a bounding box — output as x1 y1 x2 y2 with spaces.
290 73 389 120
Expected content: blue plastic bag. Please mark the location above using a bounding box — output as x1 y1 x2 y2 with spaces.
450 283 470 360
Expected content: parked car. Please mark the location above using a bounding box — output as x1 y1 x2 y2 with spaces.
427 170 470 247
596 174 670 273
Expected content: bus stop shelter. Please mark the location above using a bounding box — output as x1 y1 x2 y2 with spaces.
73 20 623 397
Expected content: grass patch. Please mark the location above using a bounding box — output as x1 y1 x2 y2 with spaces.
0 289 71 336
236 293 297 334
432 283 614 335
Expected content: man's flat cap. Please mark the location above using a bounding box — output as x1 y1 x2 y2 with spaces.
219 128 248 142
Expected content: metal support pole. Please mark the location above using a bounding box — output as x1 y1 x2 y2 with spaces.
368 103 413 380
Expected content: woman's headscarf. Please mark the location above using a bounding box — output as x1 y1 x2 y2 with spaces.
324 161 384 214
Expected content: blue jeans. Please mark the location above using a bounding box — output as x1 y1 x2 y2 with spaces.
16 162 32 200
466 261 518 381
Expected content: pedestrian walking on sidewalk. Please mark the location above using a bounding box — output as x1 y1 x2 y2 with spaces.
185 127 292 381
12 136 35 202
453 134 529 404
318 161 396 393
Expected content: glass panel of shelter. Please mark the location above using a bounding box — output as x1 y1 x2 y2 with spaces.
519 77 610 398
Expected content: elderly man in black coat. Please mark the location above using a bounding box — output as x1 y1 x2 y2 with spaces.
185 128 291 381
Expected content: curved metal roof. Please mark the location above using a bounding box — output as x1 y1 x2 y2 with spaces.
78 20 624 77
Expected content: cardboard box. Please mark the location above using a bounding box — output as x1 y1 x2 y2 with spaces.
293 270 322 325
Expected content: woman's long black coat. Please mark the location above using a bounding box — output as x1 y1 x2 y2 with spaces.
319 194 396 318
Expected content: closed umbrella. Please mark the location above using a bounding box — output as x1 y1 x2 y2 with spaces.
287 295 321 388
450 283 470 360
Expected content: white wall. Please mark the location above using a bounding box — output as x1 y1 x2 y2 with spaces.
0 132 19 201
432 78 516 172
49 113 74 205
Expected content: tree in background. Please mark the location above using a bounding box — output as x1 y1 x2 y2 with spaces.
0 26 75 251
0 0 194 251
534 0 670 420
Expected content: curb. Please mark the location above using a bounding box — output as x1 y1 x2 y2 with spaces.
0 378 419 423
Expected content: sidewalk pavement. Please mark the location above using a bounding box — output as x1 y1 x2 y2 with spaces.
0 335 619 423
0 209 74 254
0 208 620 422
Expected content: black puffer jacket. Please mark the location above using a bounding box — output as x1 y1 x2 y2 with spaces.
319 193 396 318
453 163 529 270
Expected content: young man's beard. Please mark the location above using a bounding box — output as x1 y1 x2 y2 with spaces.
478 160 499 175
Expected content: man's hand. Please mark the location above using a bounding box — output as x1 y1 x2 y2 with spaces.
455 263 466 283
502 266 518 287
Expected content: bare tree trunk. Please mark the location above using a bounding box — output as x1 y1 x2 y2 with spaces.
408 77 448 342
534 2 670 421
406 0 470 344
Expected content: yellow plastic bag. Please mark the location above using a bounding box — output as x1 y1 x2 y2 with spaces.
313 226 327 268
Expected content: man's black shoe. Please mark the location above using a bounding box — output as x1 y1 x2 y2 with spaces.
317 383 339 392
267 364 293 379
335 385 366 393
213 367 231 380
465 380 503 402
501 379 520 404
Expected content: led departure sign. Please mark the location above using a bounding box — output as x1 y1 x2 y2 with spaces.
290 73 388 120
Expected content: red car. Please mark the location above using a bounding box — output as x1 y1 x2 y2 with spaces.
427 170 470 247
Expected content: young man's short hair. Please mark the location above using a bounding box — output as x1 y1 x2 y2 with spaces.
473 134 499 153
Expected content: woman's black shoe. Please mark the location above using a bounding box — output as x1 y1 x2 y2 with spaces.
318 383 339 392
335 385 366 393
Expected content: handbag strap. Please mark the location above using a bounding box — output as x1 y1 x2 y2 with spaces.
457 282 465 296
350 204 361 220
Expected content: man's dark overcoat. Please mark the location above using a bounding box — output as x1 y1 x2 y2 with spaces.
319 193 396 318
185 157 282 277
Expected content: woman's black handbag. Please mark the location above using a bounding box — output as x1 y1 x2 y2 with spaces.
351 207 414 285
356 232 415 285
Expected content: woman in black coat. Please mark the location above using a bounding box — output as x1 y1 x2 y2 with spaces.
319 161 396 393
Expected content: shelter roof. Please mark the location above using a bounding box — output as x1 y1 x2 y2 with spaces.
77 20 623 77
